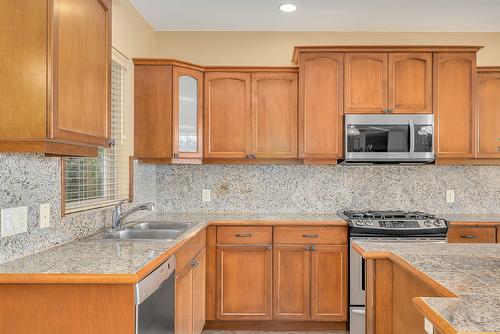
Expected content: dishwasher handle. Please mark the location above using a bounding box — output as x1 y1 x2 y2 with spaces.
135 256 176 305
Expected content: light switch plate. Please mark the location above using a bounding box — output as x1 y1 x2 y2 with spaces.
202 189 211 202
1 206 28 238
446 189 455 203
424 318 434 334
40 203 50 229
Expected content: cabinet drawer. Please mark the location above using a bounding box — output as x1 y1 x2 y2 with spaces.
274 226 347 245
177 229 207 272
448 226 496 243
217 226 272 244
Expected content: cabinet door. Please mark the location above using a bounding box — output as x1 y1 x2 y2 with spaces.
477 71 500 158
216 245 272 320
299 53 343 159
389 53 432 113
173 67 203 159
204 72 251 158
251 72 298 159
345 53 388 114
311 245 348 321
192 249 206 334
176 265 194 334
134 65 173 159
434 53 477 158
52 0 111 146
273 245 310 320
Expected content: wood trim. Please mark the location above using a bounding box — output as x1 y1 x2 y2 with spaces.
435 158 500 166
0 139 98 157
172 66 204 159
477 66 500 73
205 66 298 73
204 320 347 331
133 58 204 71
292 46 484 64
202 158 303 165
448 221 500 227
206 226 217 320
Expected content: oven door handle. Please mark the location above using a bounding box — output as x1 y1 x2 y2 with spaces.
352 309 366 315
409 119 415 158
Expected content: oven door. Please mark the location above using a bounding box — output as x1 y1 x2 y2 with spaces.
345 114 434 162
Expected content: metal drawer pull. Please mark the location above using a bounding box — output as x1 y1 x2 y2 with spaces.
302 234 319 238
235 233 253 238
460 235 478 239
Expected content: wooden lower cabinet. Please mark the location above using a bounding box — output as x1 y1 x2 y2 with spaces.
176 248 206 334
311 245 348 321
216 245 273 320
366 259 452 334
273 246 311 320
274 244 348 321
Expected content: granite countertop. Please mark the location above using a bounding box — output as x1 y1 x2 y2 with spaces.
354 242 500 333
0 212 344 279
437 213 500 224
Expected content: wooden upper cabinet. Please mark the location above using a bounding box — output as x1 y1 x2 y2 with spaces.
434 53 477 158
173 67 204 159
134 65 173 160
273 245 311 320
216 245 273 320
388 53 432 113
310 245 348 321
0 0 112 156
204 72 252 158
299 53 343 160
345 53 388 114
53 0 111 147
477 68 500 158
134 61 204 163
251 73 298 159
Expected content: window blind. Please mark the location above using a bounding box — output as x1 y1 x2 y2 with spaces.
64 55 131 213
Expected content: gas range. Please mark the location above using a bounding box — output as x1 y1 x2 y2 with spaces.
340 210 448 237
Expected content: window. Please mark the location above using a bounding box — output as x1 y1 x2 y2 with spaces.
63 50 132 214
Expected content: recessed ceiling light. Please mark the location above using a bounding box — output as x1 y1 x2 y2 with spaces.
279 3 297 13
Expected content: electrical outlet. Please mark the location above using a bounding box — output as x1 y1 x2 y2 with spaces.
1 206 28 238
202 189 211 202
446 190 455 204
40 203 50 228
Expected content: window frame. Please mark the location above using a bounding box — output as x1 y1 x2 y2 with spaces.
61 48 133 215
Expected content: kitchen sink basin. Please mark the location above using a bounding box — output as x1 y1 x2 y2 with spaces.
103 229 180 240
129 221 194 231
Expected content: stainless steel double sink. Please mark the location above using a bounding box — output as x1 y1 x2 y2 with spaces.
102 221 194 240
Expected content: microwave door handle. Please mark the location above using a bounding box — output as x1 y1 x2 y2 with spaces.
409 120 415 158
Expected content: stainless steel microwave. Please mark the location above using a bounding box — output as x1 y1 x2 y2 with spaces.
344 114 434 163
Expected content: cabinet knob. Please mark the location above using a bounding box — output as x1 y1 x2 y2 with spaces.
108 139 116 147
311 246 316 251
266 245 272 251
173 153 180 158
305 246 311 251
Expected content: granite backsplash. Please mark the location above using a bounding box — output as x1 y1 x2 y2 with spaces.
1 154 499 265
154 164 500 214
0 154 155 265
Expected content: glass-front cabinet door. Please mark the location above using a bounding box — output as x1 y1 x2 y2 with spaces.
173 67 203 159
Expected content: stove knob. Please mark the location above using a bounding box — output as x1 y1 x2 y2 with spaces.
356 221 364 226
424 220 433 227
365 221 374 226
434 221 442 227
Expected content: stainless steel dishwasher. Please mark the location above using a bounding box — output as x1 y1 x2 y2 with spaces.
135 255 176 334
